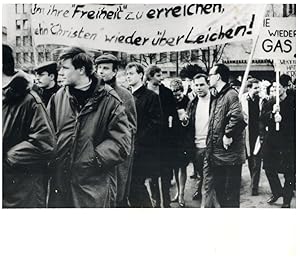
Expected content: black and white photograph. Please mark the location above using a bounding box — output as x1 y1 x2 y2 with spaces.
1 1 297 260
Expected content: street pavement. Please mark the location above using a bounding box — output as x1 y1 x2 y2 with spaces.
168 162 296 208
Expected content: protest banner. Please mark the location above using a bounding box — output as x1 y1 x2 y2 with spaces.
254 17 296 79
30 4 266 53
254 17 296 131
254 17 296 60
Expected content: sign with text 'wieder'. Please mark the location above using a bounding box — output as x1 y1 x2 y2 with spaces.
254 17 296 60
30 4 266 53
254 17 296 78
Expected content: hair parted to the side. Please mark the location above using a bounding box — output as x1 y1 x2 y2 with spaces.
3 44 15 76
145 65 161 81
193 73 208 83
59 47 94 77
126 62 145 76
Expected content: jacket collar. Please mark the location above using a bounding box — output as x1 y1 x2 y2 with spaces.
3 70 32 103
133 84 147 98
216 83 233 97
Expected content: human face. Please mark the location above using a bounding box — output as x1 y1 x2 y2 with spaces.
208 66 219 87
97 63 116 82
272 83 286 99
150 72 163 86
173 89 184 102
36 71 53 89
58 59 82 88
193 77 209 97
126 66 143 87
249 82 260 98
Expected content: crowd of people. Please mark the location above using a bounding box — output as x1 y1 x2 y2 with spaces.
2 44 296 208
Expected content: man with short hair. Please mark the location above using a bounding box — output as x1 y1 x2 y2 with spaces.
2 44 56 208
95 53 137 207
48 47 131 208
126 62 161 207
145 65 179 208
33 61 60 106
206 63 246 208
260 74 296 208
240 78 263 196
186 74 210 204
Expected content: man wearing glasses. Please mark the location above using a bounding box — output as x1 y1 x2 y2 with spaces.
206 64 247 208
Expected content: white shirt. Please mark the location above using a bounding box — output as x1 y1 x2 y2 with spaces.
195 93 210 148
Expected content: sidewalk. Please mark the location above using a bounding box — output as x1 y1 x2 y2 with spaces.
169 163 296 208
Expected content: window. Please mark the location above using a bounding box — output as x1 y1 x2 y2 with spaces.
15 4 22 14
46 52 51 61
23 19 29 30
31 53 34 63
129 54 140 62
180 51 190 62
22 4 27 13
23 36 29 46
30 36 33 46
23 53 29 63
16 36 21 46
16 20 22 30
202 49 209 63
38 52 44 63
170 71 177 77
159 52 167 63
170 52 177 62
16 52 22 64
191 49 199 61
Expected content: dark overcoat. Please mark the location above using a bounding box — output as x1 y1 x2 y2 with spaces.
47 74 131 208
260 92 296 173
3 71 56 208
206 84 246 166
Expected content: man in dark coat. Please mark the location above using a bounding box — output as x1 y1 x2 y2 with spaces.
2 44 56 208
126 62 161 208
95 53 137 208
33 61 60 106
145 65 179 208
260 75 296 208
47 47 131 208
206 63 246 208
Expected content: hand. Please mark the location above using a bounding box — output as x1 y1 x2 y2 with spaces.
272 104 280 114
223 135 233 150
274 112 282 123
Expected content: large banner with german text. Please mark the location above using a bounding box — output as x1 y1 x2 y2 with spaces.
30 4 266 53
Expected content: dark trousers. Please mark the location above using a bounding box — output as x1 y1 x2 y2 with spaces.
194 148 206 195
129 173 152 208
247 153 261 192
150 167 173 208
212 164 242 208
203 157 220 208
265 169 295 205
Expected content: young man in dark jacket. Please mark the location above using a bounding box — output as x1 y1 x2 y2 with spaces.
33 61 60 106
146 65 179 208
2 44 56 208
95 53 137 208
260 75 296 208
126 62 161 207
47 47 131 208
206 63 246 208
